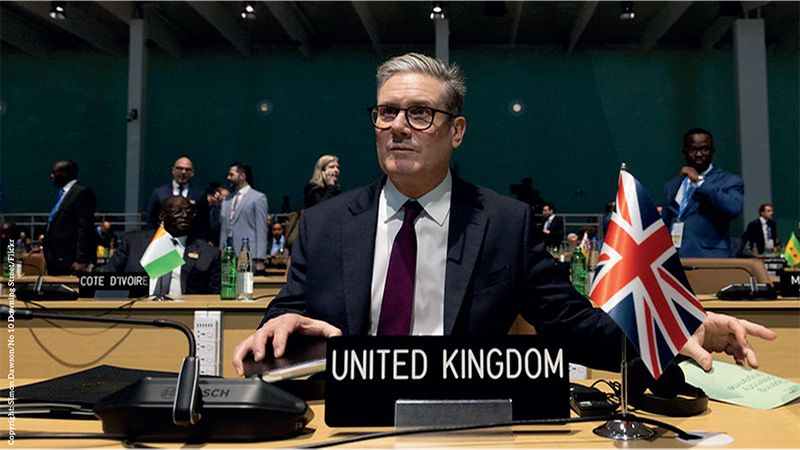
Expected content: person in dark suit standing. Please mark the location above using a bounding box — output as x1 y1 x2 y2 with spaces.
741 203 778 256
661 128 744 257
146 156 209 238
44 160 96 275
541 202 564 249
233 53 774 376
105 195 220 295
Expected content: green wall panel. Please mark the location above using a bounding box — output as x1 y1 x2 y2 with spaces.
1 48 796 239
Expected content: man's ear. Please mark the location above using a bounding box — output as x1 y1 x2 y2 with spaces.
450 116 467 149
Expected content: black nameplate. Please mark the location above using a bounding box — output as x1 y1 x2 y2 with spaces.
78 272 149 298
780 270 800 297
325 336 569 427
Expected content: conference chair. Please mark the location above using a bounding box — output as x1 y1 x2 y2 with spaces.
680 258 771 296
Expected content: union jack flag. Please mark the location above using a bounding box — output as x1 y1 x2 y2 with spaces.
588 168 706 379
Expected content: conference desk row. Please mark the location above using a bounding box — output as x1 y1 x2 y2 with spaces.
2 292 798 380
3 377 799 448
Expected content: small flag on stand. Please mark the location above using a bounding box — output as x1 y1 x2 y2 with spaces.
579 232 591 259
784 231 800 267
139 225 184 279
589 168 706 379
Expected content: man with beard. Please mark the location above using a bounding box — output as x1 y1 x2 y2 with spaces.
662 128 744 257
105 195 220 295
219 162 269 273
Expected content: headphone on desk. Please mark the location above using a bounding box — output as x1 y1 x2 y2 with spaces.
627 357 708 417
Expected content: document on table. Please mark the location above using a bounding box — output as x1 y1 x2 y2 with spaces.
679 359 800 410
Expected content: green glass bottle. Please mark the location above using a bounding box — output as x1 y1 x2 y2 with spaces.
571 247 587 297
220 233 237 300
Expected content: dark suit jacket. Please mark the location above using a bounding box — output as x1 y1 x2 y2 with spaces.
661 166 744 258
741 218 777 255
44 182 96 275
146 183 209 238
542 215 564 248
261 177 622 371
104 230 221 294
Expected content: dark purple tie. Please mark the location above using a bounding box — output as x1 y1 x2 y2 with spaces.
377 201 423 335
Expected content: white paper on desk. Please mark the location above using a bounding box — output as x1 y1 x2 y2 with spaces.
679 359 800 410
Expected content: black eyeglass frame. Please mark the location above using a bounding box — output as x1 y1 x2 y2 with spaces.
367 105 461 131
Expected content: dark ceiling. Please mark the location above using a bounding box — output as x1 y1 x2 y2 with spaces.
1 1 798 59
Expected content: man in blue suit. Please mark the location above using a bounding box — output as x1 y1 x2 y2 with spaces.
662 128 744 257
146 156 209 239
233 54 773 376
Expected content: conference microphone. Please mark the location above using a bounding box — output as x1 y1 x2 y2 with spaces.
0 304 201 426
1 304 312 442
682 265 777 300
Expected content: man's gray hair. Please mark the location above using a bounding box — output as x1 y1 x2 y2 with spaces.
376 53 466 115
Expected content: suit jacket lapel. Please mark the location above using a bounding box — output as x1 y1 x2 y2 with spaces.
180 239 199 293
53 184 78 224
444 178 487 334
232 190 249 224
342 180 382 335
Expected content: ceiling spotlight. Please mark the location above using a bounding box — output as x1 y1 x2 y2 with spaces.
241 1 256 20
430 1 445 20
49 1 66 20
619 1 635 20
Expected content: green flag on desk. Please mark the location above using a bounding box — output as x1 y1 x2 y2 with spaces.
785 231 800 267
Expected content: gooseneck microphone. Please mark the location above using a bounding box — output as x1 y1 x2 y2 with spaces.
682 265 777 300
1 304 312 442
0 304 201 426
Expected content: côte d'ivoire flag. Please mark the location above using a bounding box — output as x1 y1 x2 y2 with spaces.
588 168 707 380
785 231 800 267
139 225 184 278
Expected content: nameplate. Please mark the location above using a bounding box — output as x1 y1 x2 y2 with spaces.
780 270 800 297
324 336 569 426
78 272 149 298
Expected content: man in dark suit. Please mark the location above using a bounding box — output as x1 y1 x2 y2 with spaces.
741 203 778 255
233 53 774 376
662 128 744 258
44 160 96 275
146 156 209 238
541 202 564 249
106 196 220 295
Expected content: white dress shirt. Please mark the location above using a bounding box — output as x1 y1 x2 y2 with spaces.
171 180 188 198
369 171 451 335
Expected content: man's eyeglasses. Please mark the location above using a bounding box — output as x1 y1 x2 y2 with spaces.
368 105 459 131
684 146 713 155
173 167 193 172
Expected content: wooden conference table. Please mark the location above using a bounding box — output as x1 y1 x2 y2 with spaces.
3 377 799 448
2 293 798 380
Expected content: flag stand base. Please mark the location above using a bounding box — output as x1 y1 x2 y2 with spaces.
593 414 655 440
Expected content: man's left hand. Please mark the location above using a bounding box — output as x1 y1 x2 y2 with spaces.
70 262 89 273
680 311 777 370
255 261 266 273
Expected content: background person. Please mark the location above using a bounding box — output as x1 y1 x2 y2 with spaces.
44 160 96 275
105 195 220 295
661 128 744 257
303 154 341 209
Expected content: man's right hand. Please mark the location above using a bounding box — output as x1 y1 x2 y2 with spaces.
232 313 342 376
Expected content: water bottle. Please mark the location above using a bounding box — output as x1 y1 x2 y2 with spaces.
236 237 254 301
220 233 237 300
571 247 587 296
586 238 600 289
